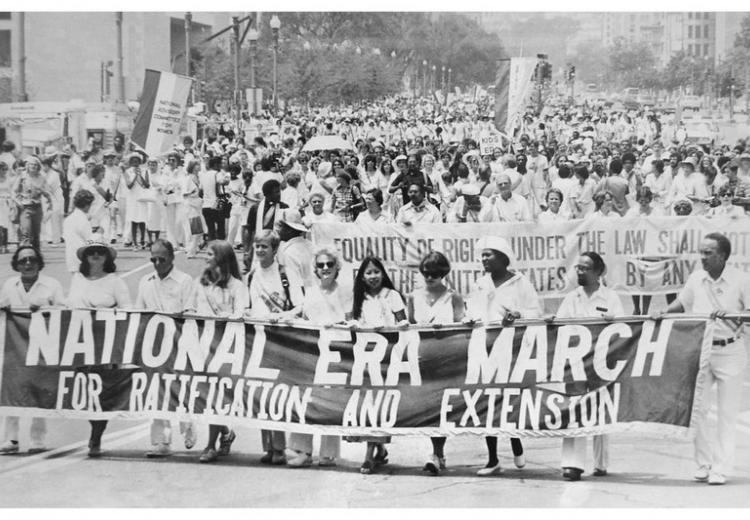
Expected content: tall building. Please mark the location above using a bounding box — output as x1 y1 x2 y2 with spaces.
0 12 221 103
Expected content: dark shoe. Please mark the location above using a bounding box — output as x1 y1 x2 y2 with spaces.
593 468 608 477
260 451 273 464
199 447 218 463
360 460 374 474
218 430 236 456
373 448 389 466
563 467 583 481
87 442 102 458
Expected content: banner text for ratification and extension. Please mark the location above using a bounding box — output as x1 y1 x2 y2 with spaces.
312 216 750 298
0 310 711 438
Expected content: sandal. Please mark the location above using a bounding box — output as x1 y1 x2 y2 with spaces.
373 448 389 466
360 460 374 474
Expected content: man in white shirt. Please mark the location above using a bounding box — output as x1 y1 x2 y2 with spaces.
554 252 623 481
63 189 94 273
659 232 750 485
135 239 197 458
396 183 441 225
275 209 315 288
492 174 532 222
446 183 497 223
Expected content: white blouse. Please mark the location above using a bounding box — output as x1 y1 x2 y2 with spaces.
359 288 405 327
66 273 132 309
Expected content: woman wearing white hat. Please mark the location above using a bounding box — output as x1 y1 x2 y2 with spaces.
66 234 132 457
467 236 542 476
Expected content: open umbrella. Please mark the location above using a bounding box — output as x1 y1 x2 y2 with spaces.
301 135 355 152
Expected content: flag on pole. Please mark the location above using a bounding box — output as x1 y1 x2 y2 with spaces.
494 59 511 133
131 70 193 157
506 57 538 134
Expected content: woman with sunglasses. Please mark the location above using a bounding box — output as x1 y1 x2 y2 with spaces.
66 234 131 457
406 251 465 476
708 185 746 218
285 247 350 468
0 244 64 455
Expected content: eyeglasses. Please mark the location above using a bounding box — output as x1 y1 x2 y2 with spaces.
316 261 335 269
86 248 108 257
574 265 593 272
17 257 39 265
721 193 733 198
150 257 169 264
422 271 443 279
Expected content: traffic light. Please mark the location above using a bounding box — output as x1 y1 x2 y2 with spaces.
543 62 552 81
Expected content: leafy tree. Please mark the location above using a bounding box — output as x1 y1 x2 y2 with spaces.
607 38 660 90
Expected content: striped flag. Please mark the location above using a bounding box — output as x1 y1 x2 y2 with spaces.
495 58 538 135
494 60 511 133
131 70 193 157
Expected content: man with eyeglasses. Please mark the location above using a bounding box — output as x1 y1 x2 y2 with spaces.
134 239 197 457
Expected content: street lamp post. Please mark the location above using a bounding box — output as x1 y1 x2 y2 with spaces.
441 65 446 92
185 12 192 104
248 27 259 115
422 60 427 97
448 68 452 93
231 16 241 129
431 64 436 95
270 15 281 116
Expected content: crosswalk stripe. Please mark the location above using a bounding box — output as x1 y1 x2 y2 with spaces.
0 423 149 476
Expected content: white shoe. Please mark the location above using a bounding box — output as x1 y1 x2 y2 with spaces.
693 466 710 482
514 454 526 469
477 461 502 476
708 472 726 485
146 443 172 458
183 424 196 450
28 441 47 454
0 441 19 455
286 450 312 468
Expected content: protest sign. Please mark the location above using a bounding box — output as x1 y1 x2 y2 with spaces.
131 70 193 157
311 216 750 298
0 310 710 438
479 134 500 155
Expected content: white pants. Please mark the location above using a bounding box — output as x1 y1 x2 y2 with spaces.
226 211 244 246
561 435 609 471
4 416 47 446
165 204 184 246
288 433 340 459
694 342 747 476
149 419 194 446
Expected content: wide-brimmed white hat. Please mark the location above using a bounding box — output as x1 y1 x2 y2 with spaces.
277 208 308 233
475 236 516 264
77 233 117 261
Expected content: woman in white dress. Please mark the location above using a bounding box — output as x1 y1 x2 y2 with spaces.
286 246 349 468
145 157 166 245
66 235 132 457
123 153 150 250
182 160 204 258
192 240 248 463
406 252 465 476
162 153 186 247
347 256 409 474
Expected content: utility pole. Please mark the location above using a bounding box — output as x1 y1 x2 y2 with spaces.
232 15 241 129
115 12 125 104
185 12 193 105
14 12 27 102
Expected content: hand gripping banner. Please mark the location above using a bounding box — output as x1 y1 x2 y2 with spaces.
0 310 712 438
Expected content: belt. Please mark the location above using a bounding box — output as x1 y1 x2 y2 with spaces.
712 337 736 347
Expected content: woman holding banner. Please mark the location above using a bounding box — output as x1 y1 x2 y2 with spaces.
0 244 64 455
407 251 465 476
66 235 132 458
193 239 247 463
347 255 409 474
286 246 350 468
467 236 541 476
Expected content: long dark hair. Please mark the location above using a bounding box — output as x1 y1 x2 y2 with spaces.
200 240 241 289
79 249 117 276
351 256 402 320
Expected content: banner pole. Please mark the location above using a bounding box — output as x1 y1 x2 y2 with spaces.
0 311 6 404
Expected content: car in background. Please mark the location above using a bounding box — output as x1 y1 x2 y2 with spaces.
683 119 719 147
637 93 657 108
622 87 641 110
680 95 702 111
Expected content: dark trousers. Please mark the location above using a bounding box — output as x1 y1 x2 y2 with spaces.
19 203 43 250
202 208 225 241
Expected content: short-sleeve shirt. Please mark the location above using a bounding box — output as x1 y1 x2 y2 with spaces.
135 268 195 313
66 273 132 309
359 288 405 327
557 285 624 319
468 272 541 322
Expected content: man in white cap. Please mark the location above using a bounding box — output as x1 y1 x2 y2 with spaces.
275 208 315 288
467 236 540 477
738 152 750 184
447 183 497 223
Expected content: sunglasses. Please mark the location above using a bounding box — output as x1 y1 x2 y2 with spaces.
422 271 442 279
150 257 169 264
17 257 39 265
86 247 108 257
316 261 335 269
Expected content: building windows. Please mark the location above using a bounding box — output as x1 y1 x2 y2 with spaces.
688 25 693 38
0 30 10 68
704 25 710 39
688 12 693 19
0 13 10 20
688 43 693 55
695 25 701 38
704 43 709 56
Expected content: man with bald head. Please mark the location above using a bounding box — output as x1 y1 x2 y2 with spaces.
492 173 532 222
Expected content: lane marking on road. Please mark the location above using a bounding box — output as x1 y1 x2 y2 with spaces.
0 423 149 476
119 249 186 279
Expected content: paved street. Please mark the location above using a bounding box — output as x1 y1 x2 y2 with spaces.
0 243 749 507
